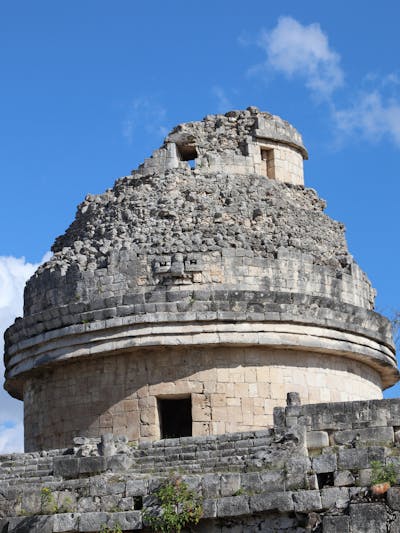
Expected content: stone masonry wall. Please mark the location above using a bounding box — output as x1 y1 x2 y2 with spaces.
23 172 367 317
24 347 382 452
140 107 307 185
5 171 384 360
6 108 397 412
3 397 400 532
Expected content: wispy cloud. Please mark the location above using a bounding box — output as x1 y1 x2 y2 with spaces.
123 98 168 144
333 91 400 147
0 252 50 453
212 86 233 113
244 16 400 150
255 16 344 99
0 422 24 454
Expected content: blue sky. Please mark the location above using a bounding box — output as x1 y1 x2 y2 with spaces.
1 1 400 452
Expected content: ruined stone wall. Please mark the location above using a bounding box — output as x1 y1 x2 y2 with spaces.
24 347 382 452
3 397 400 532
22 172 366 318
137 107 307 185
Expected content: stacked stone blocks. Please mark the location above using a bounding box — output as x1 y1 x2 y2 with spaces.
3 397 400 531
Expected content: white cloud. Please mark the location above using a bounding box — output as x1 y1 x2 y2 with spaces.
123 98 168 144
212 86 233 113
334 91 400 147
245 17 400 151
0 423 24 455
256 16 344 99
0 253 50 453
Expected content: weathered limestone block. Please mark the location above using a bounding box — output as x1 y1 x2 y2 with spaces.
53 458 80 479
78 512 109 532
321 487 350 509
349 503 387 533
99 434 116 457
52 513 79 533
202 474 220 499
334 470 356 487
338 448 369 470
307 430 329 449
292 490 322 512
216 495 250 517
323 515 350 533
220 474 241 497
333 426 394 446
312 453 337 474
249 491 294 513
387 487 400 510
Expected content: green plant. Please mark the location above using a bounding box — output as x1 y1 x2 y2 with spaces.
40 487 58 515
144 477 203 533
99 523 122 533
59 496 74 513
370 461 397 485
109 505 123 513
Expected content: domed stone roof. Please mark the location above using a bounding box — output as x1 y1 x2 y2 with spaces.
27 171 361 312
4 107 398 404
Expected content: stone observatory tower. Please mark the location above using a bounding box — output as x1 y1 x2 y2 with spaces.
4 107 399 452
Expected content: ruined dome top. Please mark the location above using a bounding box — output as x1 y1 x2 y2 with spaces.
4 108 398 398
164 106 308 159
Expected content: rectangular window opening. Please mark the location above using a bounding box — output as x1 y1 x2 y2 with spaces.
261 148 275 179
177 143 198 169
317 472 334 488
158 396 192 439
133 496 143 510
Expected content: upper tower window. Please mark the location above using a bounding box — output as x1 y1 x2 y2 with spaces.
177 143 198 169
261 148 275 179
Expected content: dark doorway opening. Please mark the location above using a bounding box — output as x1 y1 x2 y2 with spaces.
177 143 198 169
158 397 192 439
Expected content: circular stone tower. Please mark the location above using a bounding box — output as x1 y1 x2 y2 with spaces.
4 107 399 452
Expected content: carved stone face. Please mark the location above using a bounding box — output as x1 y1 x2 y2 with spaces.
152 253 203 284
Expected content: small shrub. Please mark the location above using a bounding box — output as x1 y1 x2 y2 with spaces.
59 496 74 513
144 476 203 533
40 487 58 515
370 461 397 486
